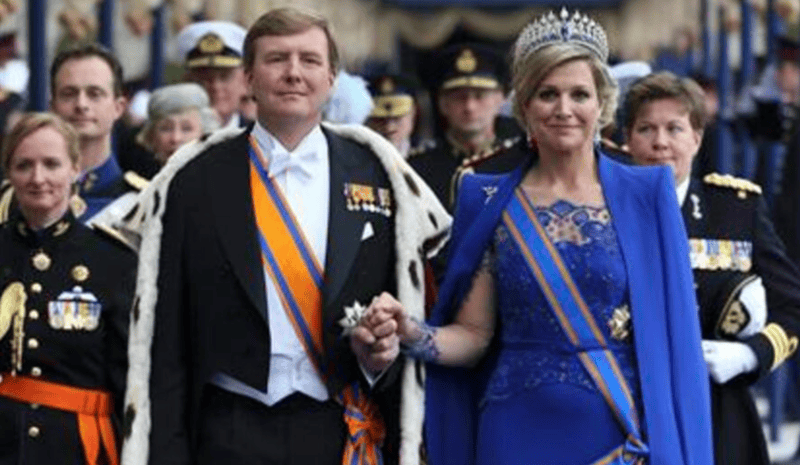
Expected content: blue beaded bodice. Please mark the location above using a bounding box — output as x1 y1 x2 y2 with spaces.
484 199 643 413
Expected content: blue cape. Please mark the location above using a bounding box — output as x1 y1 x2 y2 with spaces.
425 153 713 465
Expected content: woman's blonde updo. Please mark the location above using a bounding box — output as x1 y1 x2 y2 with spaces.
509 9 618 134
511 43 618 133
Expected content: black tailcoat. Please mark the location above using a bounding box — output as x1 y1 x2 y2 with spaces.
682 175 800 465
148 127 402 464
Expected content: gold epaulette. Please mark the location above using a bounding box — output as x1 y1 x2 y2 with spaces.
0 181 13 224
460 137 521 168
703 173 762 198
461 146 499 168
124 171 149 191
91 223 138 252
762 323 799 370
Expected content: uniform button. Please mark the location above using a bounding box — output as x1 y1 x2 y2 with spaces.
30 367 41 377
28 426 40 438
30 283 42 293
27 339 39 349
28 310 39 321
30 403 39 410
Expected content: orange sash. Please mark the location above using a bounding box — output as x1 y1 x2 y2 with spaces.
248 138 385 465
0 375 118 465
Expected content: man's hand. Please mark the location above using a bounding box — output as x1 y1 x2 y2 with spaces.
350 292 401 375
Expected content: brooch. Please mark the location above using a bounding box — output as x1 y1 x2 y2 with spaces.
482 185 498 204
339 301 367 336
608 304 631 342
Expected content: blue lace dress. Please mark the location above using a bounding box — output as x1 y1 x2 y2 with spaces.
475 199 645 465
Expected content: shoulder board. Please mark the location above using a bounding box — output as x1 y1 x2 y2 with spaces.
91 223 138 253
461 136 521 168
124 171 150 191
703 173 762 196
407 140 437 157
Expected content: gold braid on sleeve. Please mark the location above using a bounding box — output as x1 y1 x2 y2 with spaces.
762 323 799 370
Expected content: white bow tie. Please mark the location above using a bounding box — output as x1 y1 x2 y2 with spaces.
268 149 317 179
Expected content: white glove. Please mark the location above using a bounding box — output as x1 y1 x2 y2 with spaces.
738 277 767 339
702 340 759 384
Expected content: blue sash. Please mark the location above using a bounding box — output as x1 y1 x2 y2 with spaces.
502 188 648 464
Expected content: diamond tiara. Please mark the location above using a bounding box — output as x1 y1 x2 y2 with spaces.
513 7 609 64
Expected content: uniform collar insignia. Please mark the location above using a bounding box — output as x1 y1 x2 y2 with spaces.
690 193 702 220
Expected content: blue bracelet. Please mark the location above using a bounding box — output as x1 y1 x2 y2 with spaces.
401 317 439 363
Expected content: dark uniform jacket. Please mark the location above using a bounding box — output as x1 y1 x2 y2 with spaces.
682 174 800 465
409 135 527 213
148 127 404 464
0 209 136 465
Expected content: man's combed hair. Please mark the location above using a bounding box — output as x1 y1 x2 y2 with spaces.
243 7 340 73
50 43 125 97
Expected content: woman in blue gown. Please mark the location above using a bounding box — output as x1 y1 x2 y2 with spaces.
363 9 713 465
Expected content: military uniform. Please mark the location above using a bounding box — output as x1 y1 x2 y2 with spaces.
409 134 527 212
175 21 253 130
366 73 421 158
410 43 526 212
0 209 137 465
682 173 800 465
77 155 140 223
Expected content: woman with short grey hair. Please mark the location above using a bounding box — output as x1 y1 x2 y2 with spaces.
137 83 220 164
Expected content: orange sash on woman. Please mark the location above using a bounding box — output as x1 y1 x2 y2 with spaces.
0 375 118 465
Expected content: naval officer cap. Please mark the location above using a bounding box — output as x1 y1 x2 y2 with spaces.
176 21 247 69
367 73 420 118
433 43 507 92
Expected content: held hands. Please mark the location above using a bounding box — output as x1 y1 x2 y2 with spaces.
349 292 403 374
358 294 439 363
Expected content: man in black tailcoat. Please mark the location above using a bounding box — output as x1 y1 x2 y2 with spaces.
120 7 449 465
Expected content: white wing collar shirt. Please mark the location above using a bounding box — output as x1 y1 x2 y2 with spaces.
210 121 331 406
